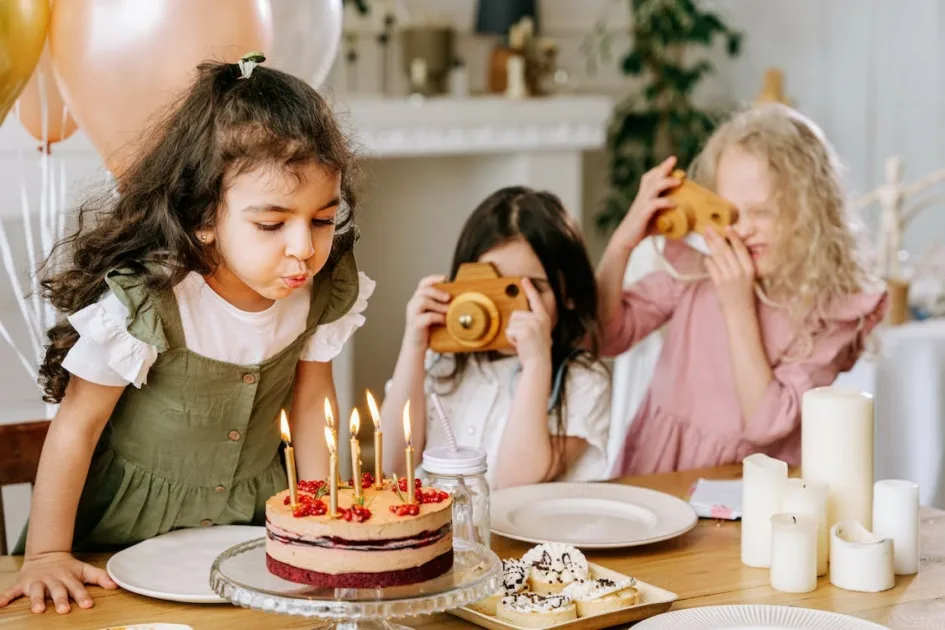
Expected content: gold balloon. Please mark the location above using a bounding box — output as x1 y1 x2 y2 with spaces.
49 0 273 177
0 0 49 124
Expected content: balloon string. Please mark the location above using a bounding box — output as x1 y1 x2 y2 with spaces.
650 237 784 309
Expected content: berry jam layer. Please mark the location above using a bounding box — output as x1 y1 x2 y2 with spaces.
266 550 454 588
266 521 452 551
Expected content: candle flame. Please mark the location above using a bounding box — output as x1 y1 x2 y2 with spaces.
279 409 291 444
403 400 411 445
324 398 334 430
366 390 381 430
324 425 336 454
350 408 361 436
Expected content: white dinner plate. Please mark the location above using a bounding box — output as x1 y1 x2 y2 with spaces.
633 605 891 629
106 525 264 603
489 482 698 549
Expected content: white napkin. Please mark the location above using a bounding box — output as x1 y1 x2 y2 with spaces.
687 478 743 520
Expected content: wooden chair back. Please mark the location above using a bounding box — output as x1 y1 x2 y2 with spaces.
0 420 50 555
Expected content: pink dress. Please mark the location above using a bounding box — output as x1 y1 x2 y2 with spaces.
604 241 888 476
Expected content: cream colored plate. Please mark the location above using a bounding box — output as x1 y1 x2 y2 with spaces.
634 605 890 629
490 483 697 549
106 525 264 603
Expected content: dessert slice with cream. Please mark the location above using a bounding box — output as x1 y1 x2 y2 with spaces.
469 558 530 615
496 592 577 628
521 542 590 594
561 576 640 616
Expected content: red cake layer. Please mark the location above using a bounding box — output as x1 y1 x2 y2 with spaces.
266 549 454 588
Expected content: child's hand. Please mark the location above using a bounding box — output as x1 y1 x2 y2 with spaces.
0 550 117 614
611 156 681 251
705 228 757 319
403 274 450 350
506 278 552 368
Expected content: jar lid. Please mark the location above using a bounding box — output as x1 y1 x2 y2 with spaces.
421 446 487 476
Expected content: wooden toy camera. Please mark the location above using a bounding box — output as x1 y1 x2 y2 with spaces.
429 263 529 354
648 170 739 238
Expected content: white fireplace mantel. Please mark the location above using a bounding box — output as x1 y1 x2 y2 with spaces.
337 94 614 158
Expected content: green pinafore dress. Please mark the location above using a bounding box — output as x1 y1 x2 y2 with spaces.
15 251 360 553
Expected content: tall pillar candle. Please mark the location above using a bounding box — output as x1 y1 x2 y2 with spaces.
770 513 818 593
801 387 874 531
741 453 788 568
781 479 829 576
872 479 919 575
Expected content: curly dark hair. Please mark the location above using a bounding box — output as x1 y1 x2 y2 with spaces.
38 60 360 403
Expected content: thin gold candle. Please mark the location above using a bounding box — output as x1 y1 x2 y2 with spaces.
367 390 383 489
324 397 340 486
349 409 363 500
404 400 415 504
279 410 298 508
324 426 339 517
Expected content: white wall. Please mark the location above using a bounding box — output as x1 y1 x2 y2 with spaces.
2 0 944 550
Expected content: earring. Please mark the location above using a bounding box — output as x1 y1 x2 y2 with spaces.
198 234 209 244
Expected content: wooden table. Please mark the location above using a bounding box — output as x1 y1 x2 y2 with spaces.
2 465 944 629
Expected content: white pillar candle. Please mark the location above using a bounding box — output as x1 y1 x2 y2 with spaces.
781 478 829 576
829 521 895 593
769 513 818 593
801 387 874 531
872 479 920 575
741 453 788 568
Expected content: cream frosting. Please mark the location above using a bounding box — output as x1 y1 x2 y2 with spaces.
561 577 637 601
522 542 589 584
497 559 529 595
501 592 573 613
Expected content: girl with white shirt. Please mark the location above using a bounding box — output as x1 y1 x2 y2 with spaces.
381 187 610 490
1 58 371 615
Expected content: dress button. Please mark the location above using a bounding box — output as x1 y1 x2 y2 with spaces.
214 485 226 493
242 373 256 384
200 519 213 527
228 430 242 441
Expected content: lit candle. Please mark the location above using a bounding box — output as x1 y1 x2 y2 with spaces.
324 398 340 486
769 513 818 593
403 400 415 504
781 479 829 576
801 387 874 531
872 479 919 575
279 409 299 509
324 425 339 517
741 453 788 568
829 521 895 593
349 409 362 500
367 390 383 489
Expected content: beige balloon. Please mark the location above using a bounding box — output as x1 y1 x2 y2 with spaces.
17 47 79 149
49 0 273 176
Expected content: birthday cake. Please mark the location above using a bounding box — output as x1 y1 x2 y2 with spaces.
265 474 454 588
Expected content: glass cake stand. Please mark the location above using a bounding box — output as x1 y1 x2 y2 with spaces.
210 537 501 630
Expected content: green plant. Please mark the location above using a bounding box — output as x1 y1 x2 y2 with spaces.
595 0 742 233
343 0 370 15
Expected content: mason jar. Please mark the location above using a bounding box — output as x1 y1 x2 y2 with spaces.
420 446 490 548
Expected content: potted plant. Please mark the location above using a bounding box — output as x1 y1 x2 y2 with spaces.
592 0 742 233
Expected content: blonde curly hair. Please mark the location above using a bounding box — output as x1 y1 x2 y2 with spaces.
690 103 880 348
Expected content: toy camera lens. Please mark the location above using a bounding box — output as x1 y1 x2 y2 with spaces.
505 284 520 298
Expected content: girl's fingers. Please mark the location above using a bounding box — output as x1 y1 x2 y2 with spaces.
0 583 23 608
61 575 92 609
416 312 446 329
46 579 70 614
417 286 450 303
418 274 447 289
418 295 449 314
726 229 755 274
704 256 721 286
520 278 548 316
27 581 46 614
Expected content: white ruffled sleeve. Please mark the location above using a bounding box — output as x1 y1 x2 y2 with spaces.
556 363 612 482
61 291 160 388
301 272 376 362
